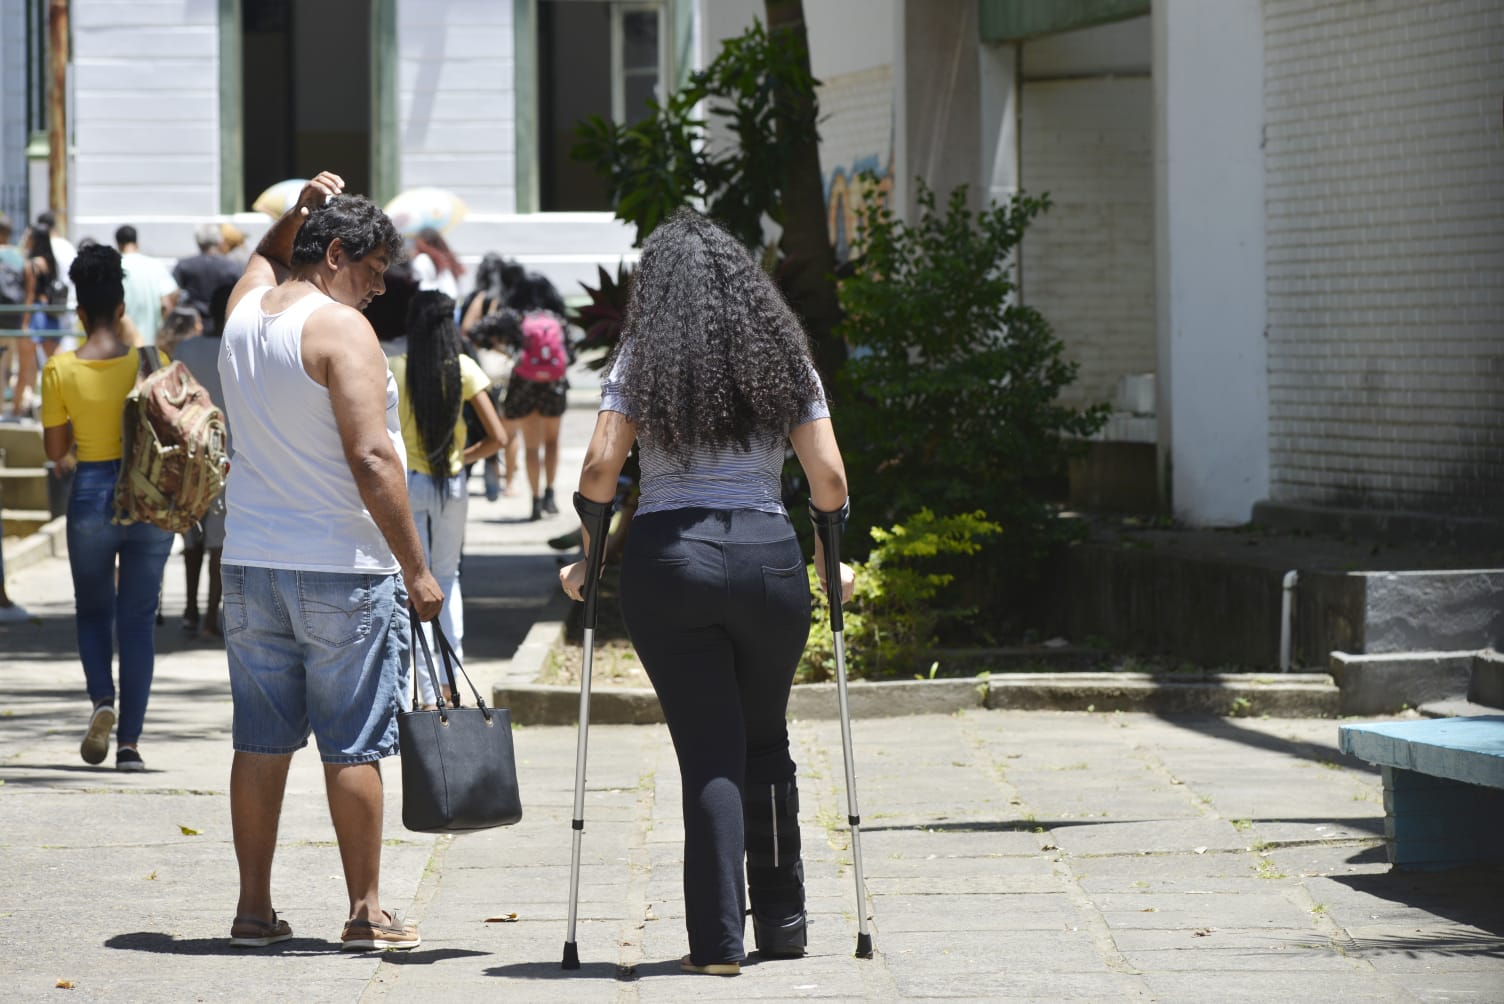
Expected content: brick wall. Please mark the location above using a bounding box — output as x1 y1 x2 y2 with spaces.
1020 76 1156 409
1264 0 1504 516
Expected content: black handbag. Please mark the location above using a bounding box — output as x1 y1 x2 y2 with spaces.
397 610 523 833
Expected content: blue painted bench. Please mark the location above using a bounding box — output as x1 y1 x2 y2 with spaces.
1338 716 1504 870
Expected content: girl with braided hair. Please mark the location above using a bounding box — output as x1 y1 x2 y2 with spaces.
389 290 506 707
559 209 854 975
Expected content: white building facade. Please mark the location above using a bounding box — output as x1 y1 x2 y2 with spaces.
3 0 1499 529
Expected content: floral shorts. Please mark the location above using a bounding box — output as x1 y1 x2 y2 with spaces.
503 378 567 419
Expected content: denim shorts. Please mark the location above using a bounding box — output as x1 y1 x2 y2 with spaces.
223 563 410 764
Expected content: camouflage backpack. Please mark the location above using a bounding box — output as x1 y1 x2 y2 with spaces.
113 348 230 534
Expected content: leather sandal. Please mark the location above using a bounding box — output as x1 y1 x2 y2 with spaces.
229 912 293 948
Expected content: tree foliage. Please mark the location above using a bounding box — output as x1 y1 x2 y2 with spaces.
572 20 816 251
799 509 1001 681
835 180 1109 569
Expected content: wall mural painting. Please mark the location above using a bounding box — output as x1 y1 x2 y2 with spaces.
824 155 893 263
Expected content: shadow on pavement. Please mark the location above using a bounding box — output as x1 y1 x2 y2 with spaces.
105 933 335 956
1328 866 1504 941
1155 713 1377 773
864 815 1384 836
483 960 628 981
105 931 492 963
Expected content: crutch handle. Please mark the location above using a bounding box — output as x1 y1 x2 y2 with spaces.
573 492 614 629
809 500 849 631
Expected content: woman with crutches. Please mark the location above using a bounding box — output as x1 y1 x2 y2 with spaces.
559 210 853 976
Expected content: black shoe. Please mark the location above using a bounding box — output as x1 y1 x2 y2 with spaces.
745 778 807 957
116 747 146 772
541 487 559 515
530 497 543 522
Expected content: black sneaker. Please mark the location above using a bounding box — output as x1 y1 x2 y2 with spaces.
541 488 559 515
530 497 543 522
116 747 146 772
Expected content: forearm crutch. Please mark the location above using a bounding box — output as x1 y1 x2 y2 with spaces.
562 492 614 970
810 502 875 959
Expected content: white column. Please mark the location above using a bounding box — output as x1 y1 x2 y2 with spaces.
1153 0 1268 525
978 41 1018 205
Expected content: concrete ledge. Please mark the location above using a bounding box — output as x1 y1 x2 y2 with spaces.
1467 649 1504 710
495 677 986 726
985 672 1339 717
496 672 1340 725
495 683 665 725
1 516 68 575
1329 650 1474 716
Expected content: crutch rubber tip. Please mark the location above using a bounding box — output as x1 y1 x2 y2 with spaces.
562 941 580 970
856 932 874 959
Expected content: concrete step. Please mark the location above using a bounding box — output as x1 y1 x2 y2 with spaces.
1467 648 1504 710
0 468 50 511
1 509 51 538
1329 650 1475 716
0 421 46 468
495 672 1342 725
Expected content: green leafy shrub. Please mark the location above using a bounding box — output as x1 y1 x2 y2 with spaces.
834 180 1109 576
799 509 1000 682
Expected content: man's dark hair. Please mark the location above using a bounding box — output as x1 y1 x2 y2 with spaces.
115 225 138 248
36 210 56 228
69 244 126 323
290 194 404 269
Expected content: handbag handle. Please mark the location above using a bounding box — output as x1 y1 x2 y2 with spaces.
408 607 493 722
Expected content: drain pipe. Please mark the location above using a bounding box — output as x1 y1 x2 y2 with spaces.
1279 571 1299 672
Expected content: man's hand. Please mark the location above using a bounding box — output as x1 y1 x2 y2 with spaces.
407 568 443 622
296 171 345 217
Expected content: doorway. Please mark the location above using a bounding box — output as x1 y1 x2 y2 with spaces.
238 0 372 208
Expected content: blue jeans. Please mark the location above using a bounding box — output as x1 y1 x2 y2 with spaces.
407 470 467 705
223 564 409 764
66 460 174 747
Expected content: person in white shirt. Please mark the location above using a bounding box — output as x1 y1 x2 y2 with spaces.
115 225 179 346
410 228 462 301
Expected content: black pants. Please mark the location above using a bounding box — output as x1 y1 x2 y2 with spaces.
620 507 812 965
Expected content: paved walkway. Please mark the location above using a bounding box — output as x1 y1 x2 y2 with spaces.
2 368 1501 1001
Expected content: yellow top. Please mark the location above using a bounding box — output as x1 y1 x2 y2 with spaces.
389 352 490 477
40 347 166 462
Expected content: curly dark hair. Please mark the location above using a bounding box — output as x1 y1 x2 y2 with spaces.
404 290 464 483
68 244 125 324
290 194 405 269
610 209 822 453
468 306 523 353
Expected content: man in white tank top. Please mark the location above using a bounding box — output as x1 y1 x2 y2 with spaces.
217 172 443 952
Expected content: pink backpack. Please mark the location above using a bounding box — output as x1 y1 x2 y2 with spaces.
513 313 568 382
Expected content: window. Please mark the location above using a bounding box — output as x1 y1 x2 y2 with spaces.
538 0 666 211
239 0 372 208
25 0 49 138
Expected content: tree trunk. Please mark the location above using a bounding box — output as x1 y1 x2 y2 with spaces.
764 0 845 392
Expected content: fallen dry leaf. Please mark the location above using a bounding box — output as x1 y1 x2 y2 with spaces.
179 825 201 836
484 913 519 923
55 980 75 989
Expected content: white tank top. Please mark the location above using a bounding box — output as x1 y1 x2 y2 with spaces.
218 286 406 573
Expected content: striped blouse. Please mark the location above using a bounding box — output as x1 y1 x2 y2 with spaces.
599 361 829 517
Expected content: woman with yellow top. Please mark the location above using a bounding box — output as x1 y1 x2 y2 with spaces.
41 244 174 772
389 290 506 707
